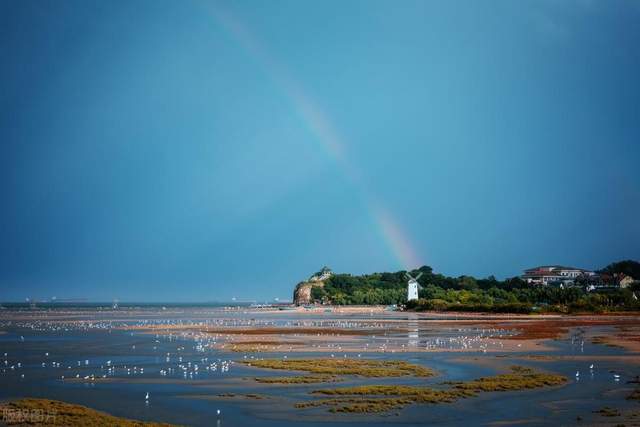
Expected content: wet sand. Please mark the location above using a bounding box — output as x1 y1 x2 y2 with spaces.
2 306 640 426
112 311 640 355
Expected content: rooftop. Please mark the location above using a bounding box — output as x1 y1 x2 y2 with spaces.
524 266 589 272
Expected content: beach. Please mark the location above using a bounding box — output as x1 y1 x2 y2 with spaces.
1 305 639 426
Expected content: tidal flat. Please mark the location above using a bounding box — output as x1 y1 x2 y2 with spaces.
1 305 639 426
0 398 176 426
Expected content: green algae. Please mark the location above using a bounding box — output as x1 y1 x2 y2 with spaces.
298 366 567 414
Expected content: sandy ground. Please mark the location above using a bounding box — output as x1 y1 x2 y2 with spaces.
113 310 640 355
3 306 639 355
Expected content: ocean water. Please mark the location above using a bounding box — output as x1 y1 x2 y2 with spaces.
0 306 638 426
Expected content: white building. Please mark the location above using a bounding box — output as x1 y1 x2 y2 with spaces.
407 280 419 301
309 266 333 282
521 265 594 285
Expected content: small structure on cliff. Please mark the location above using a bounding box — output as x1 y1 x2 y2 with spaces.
309 266 332 282
293 267 333 305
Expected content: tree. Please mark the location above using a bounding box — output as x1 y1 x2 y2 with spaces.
599 260 640 279
306 261 639 312
458 276 478 290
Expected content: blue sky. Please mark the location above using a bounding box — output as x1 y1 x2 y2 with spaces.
1 0 639 302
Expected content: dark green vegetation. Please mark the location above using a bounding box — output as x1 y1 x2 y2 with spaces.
0 398 176 426
310 261 640 313
243 358 434 378
599 260 640 279
298 366 567 413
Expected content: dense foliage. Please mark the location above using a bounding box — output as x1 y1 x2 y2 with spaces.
598 259 640 278
310 263 640 313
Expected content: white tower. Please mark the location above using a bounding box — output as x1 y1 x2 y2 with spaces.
405 272 422 301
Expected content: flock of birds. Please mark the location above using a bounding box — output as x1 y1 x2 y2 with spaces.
2 349 236 380
574 364 622 382
0 317 556 354
0 313 633 414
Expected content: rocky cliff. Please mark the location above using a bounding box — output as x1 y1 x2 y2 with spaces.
293 280 325 305
293 267 333 305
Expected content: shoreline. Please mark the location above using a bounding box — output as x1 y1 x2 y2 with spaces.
2 308 639 355
1 305 639 426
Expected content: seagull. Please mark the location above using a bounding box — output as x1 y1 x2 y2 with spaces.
145 392 149 401
575 371 580 377
589 364 594 370
216 409 221 416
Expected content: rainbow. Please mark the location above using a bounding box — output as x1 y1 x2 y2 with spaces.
205 5 422 270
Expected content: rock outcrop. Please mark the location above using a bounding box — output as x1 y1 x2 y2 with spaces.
293 281 324 305
293 267 333 305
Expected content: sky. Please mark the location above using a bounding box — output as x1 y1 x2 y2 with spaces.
1 0 639 302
